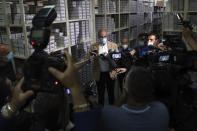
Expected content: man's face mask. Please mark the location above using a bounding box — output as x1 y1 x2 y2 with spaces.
99 37 107 45
5 52 14 62
122 45 128 49
148 42 154 46
139 41 144 46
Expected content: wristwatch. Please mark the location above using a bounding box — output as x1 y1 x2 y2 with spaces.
1 103 16 118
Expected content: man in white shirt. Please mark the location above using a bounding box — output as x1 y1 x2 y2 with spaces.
90 29 118 105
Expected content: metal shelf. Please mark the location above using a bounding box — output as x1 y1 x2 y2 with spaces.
69 18 91 22
14 55 27 60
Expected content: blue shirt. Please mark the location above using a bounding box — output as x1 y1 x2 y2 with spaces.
101 101 169 131
73 101 169 131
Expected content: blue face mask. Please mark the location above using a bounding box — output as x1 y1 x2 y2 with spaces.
5 52 14 62
139 41 144 46
100 37 107 45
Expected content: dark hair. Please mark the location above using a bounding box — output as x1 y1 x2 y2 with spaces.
0 77 11 108
125 66 155 103
148 33 159 40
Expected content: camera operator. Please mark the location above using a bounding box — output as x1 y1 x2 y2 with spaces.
90 29 118 106
0 44 16 82
0 77 34 131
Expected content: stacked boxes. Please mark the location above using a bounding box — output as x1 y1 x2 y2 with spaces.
163 13 174 30
130 0 137 13
11 4 29 24
55 0 66 21
95 16 105 32
107 0 117 13
129 14 137 26
120 0 129 13
10 33 27 57
69 0 91 19
138 1 145 12
70 21 90 45
138 13 144 25
98 0 105 14
0 29 9 44
107 16 116 32
0 3 12 25
98 0 117 14
120 15 129 28
52 29 67 48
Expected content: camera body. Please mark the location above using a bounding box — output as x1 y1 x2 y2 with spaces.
22 6 67 93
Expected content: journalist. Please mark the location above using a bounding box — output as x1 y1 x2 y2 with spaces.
90 29 118 105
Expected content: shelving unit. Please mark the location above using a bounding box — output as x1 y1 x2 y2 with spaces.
162 0 197 34
0 0 94 64
94 0 155 47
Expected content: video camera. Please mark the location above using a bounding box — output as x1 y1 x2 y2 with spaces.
177 13 193 30
22 6 67 94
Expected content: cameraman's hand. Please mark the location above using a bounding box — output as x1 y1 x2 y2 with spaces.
49 51 89 111
110 70 118 80
49 51 80 88
9 77 34 112
116 68 127 74
130 49 136 56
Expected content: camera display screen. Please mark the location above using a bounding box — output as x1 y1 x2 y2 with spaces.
112 53 121 59
159 55 170 62
32 30 44 38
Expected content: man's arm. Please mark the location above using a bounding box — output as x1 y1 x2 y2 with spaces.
183 28 197 51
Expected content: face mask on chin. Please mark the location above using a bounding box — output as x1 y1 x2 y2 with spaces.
99 37 107 45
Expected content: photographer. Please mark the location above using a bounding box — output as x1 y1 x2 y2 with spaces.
90 29 118 105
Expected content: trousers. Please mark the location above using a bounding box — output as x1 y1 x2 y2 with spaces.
97 72 115 105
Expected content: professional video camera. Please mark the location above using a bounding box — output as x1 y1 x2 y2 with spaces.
22 6 67 93
14 6 69 131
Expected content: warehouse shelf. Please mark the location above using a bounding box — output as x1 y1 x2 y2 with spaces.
163 29 182 32
53 20 67 24
14 55 27 60
119 26 129 30
94 0 155 45
69 18 91 22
